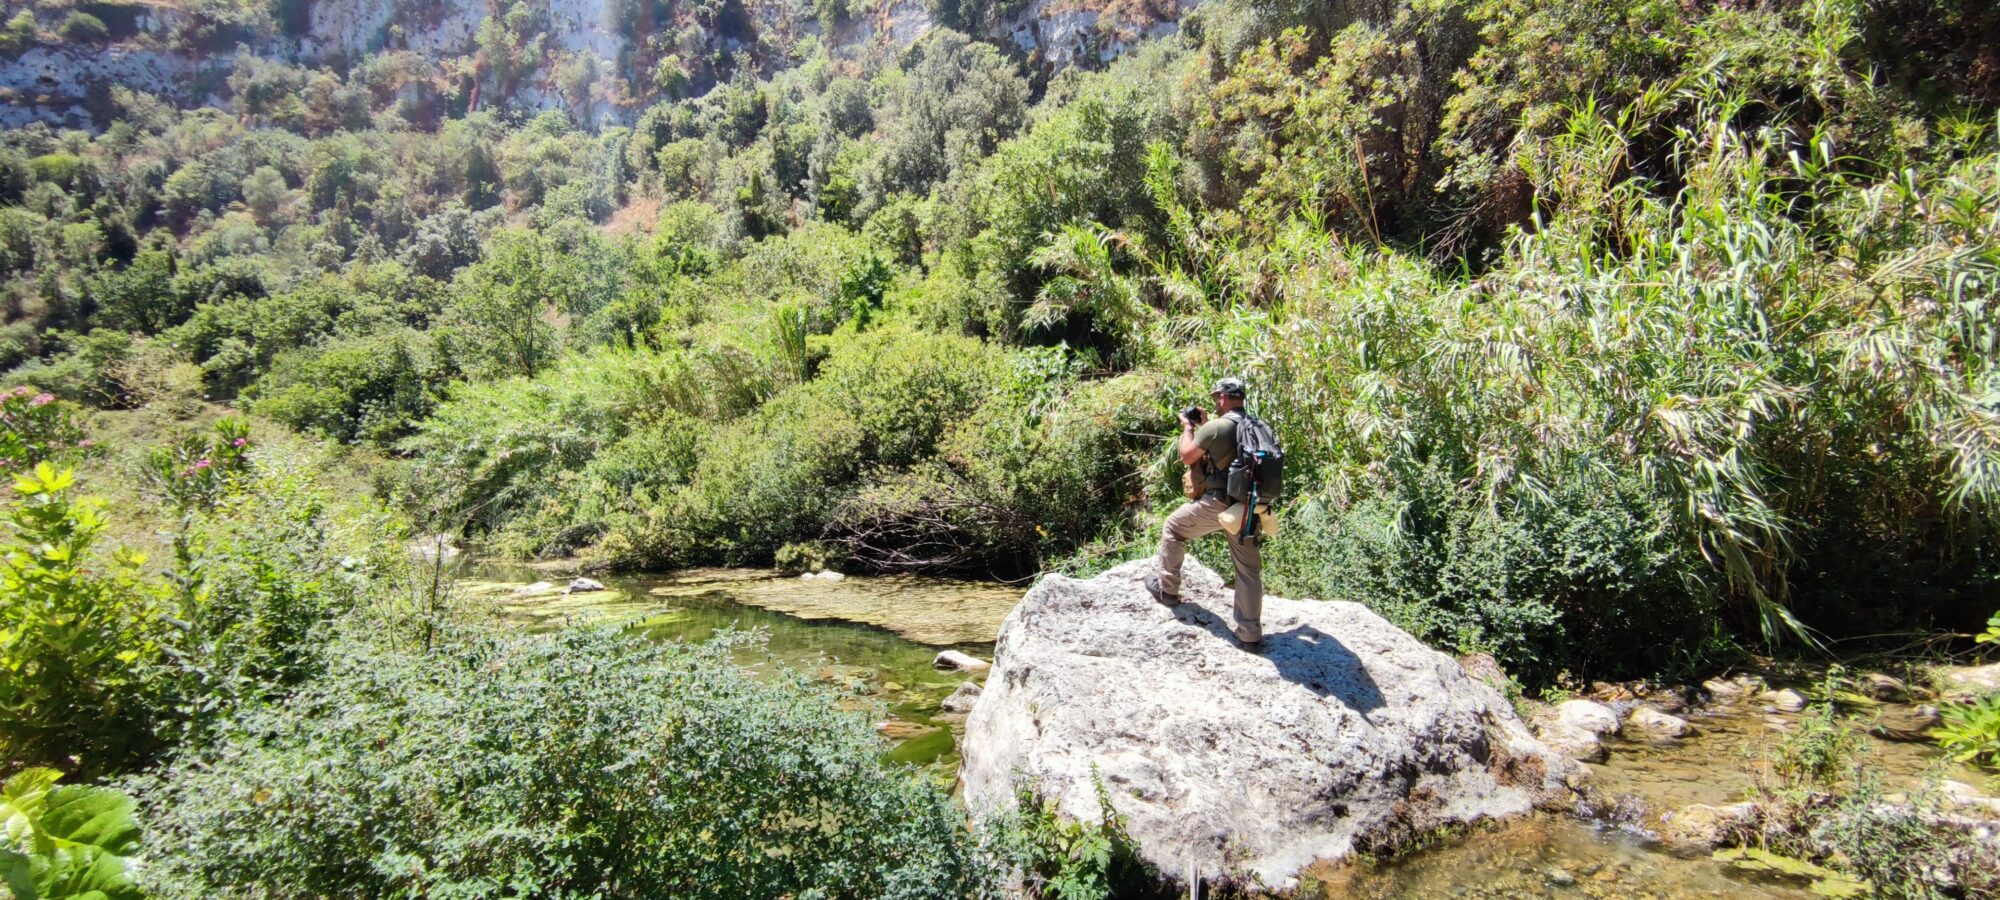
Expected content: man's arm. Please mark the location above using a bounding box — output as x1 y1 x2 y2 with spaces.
1177 417 1205 466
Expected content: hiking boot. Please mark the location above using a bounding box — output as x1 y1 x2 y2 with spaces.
1232 624 1264 652
1143 573 1179 606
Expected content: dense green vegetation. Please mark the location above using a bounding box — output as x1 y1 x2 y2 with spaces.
3 0 2000 893
7 0 1995 681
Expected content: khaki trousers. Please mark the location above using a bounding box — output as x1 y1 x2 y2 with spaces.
1156 494 1264 642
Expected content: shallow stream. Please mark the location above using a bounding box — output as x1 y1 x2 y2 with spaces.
457 562 1993 898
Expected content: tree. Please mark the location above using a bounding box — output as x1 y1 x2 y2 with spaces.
242 166 288 224
442 228 567 377
57 11 107 42
1 10 39 53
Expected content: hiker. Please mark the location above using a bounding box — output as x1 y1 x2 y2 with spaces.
1146 376 1266 649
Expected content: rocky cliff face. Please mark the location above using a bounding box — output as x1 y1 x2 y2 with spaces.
959 557 1578 890
0 0 1201 129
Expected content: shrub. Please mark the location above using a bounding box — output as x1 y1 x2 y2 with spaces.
1262 463 1718 683
0 767 144 900
150 439 409 750
249 329 439 444
0 384 93 472
56 10 105 41
397 346 714 537
1753 709 2000 899
978 778 1164 900
132 628 988 899
1932 693 2000 769
0 465 162 775
142 417 253 512
0 10 38 53
656 326 1002 567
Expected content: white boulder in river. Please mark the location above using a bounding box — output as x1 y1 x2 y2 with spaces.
960 558 1578 890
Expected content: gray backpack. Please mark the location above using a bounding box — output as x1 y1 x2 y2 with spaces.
1222 410 1284 506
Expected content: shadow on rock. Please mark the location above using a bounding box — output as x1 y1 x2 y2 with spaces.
1172 603 1386 715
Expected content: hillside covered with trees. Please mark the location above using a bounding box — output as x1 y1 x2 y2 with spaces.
2 0 1999 894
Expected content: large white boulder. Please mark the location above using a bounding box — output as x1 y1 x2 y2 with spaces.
960 559 1577 890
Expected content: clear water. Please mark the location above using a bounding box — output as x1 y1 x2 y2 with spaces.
459 562 1004 774
457 561 1992 896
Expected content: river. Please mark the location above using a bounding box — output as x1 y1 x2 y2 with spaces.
457 562 1992 898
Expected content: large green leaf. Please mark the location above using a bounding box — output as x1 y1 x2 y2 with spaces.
0 770 143 900
37 788 139 857
1 847 40 900
1 769 60 855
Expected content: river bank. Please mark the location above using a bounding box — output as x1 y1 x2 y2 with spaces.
455 560 1998 896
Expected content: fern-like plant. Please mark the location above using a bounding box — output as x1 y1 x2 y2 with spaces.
0 767 145 900
1933 694 2000 769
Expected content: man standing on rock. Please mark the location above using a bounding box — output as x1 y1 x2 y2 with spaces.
1146 377 1263 649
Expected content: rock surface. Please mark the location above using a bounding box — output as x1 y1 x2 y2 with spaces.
1859 672 1909 702
1535 724 1607 763
934 649 992 672
1939 663 2000 701
1760 688 1809 712
1556 700 1621 736
1627 707 1691 739
1661 802 1761 850
960 559 1576 889
940 680 982 713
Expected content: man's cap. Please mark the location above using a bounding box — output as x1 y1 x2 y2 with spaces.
1210 377 1248 398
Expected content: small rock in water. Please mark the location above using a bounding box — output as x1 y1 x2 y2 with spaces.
814 570 846 582
934 649 991 672
1661 801 1760 850
1859 672 1908 702
883 682 905 693
565 577 607 593
1544 866 1576 887
1939 780 2000 815
940 680 982 713
1555 699 1621 736
1537 723 1606 763
1590 681 1636 702
409 534 461 560
1627 707 1690 739
1760 688 1809 712
1868 704 1941 742
512 581 555 596
1701 677 1745 700
877 720 935 740
1938 663 2000 702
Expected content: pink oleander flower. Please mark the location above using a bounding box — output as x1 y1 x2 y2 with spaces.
29 393 54 407
77 439 95 448
194 459 212 470
232 438 248 448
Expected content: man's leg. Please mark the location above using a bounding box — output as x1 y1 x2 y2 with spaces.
1156 497 1224 597
1224 524 1264 643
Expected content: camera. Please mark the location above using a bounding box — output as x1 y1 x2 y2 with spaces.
1181 405 1206 425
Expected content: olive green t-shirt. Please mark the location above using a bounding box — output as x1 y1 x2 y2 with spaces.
1194 415 1238 492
